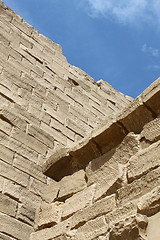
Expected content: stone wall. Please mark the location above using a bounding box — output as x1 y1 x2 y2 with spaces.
0 1 132 239
30 78 160 240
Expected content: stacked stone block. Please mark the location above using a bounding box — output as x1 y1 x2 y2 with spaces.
31 78 160 240
0 1 132 239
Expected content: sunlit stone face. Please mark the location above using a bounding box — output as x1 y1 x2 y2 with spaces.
147 212 160 240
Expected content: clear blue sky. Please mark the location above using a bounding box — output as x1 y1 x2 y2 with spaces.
3 0 160 98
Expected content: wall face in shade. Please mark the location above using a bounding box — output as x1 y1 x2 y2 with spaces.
0 1 132 239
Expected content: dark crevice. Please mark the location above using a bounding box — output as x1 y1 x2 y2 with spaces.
0 114 13 126
0 92 14 103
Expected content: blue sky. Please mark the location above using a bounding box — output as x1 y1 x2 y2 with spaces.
3 0 160 98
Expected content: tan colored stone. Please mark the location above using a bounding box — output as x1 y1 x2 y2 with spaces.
0 160 29 187
105 201 137 225
147 211 160 240
128 140 160 182
11 127 47 155
117 167 160 205
74 216 108 240
117 97 153 133
34 202 63 230
3 179 22 200
0 193 17 217
140 117 160 142
0 108 27 131
86 133 140 201
0 144 14 164
13 154 47 183
138 186 160 216
0 118 12 135
0 212 33 240
69 194 116 229
62 184 96 219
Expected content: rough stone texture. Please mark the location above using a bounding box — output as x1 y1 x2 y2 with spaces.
0 1 160 240
32 76 160 240
0 1 132 237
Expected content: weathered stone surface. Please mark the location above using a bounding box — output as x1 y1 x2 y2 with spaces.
105 201 137 225
34 202 63 230
0 107 27 131
42 170 86 203
62 184 96 220
13 154 47 183
28 124 54 148
74 216 108 240
117 97 153 133
140 117 160 142
0 160 29 187
30 221 70 240
109 215 147 240
0 212 33 240
128 140 160 182
86 133 140 201
11 127 47 155
17 203 36 226
138 186 160 216
0 193 17 217
68 194 116 229
3 179 22 200
0 144 14 164
117 167 160 205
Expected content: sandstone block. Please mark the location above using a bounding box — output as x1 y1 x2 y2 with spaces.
0 118 12 135
128 140 160 182
0 108 27 131
74 216 108 240
0 131 38 163
86 133 140 201
69 194 116 229
28 124 54 148
0 193 17 217
42 170 86 203
17 203 36 226
0 160 29 187
147 211 160 240
30 220 70 240
62 184 96 220
12 18 33 36
11 127 47 155
138 185 160 216
34 202 63 230
109 215 142 240
29 177 46 196
117 97 153 133
105 201 137 226
41 121 67 145
0 144 14 164
0 212 33 240
0 176 4 192
0 233 15 240
117 167 160 205
140 117 160 142
13 154 47 183
3 179 22 200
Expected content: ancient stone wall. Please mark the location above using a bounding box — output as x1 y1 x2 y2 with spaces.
31 78 160 240
0 1 132 239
